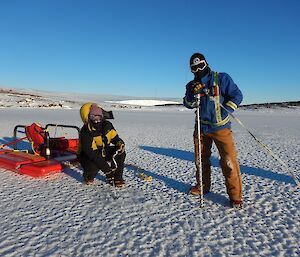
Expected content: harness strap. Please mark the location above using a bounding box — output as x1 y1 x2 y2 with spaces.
212 72 222 123
203 72 219 97
214 72 218 86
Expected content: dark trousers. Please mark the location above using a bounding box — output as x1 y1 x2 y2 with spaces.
80 146 126 181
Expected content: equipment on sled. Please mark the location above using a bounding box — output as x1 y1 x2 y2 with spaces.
17 123 80 159
0 123 80 177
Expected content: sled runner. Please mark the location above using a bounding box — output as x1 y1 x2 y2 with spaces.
0 123 80 177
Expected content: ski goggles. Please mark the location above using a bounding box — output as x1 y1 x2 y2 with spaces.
89 114 103 123
190 58 207 73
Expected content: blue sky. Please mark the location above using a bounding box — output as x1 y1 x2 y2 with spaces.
0 0 299 104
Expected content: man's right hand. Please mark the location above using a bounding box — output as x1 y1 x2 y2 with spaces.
192 82 205 95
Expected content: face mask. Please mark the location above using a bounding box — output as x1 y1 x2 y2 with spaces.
88 113 103 129
190 55 209 81
91 120 103 130
194 67 209 81
89 114 103 123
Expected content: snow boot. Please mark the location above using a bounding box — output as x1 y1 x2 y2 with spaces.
84 179 95 185
230 199 243 209
106 177 125 188
114 179 125 188
190 184 209 195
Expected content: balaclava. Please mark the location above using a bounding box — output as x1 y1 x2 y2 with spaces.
88 103 104 130
190 53 210 82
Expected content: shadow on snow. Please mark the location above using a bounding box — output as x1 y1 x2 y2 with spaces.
125 163 191 194
125 163 230 207
138 145 295 188
1 135 295 205
0 136 32 150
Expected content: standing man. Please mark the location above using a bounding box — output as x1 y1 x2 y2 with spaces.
79 103 126 187
183 53 243 208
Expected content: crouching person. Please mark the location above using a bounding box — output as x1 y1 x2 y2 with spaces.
79 103 126 187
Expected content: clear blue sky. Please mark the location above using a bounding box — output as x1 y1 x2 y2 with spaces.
0 0 299 104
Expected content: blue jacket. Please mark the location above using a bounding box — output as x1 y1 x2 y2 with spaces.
183 70 243 134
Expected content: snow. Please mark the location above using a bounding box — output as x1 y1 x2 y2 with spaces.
106 100 181 106
0 88 182 109
0 90 299 256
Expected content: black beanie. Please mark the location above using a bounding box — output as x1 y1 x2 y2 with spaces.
190 53 206 66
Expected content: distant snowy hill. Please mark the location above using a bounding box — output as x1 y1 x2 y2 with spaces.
240 101 300 109
107 99 181 107
0 88 181 109
0 87 299 109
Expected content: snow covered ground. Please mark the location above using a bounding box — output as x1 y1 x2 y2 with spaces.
0 100 299 256
106 99 181 107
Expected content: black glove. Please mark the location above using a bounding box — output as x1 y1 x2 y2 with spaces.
116 141 125 155
192 82 205 95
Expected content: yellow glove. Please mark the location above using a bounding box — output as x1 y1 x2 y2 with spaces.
192 82 205 95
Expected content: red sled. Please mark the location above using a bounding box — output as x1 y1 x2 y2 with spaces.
0 123 80 177
0 150 63 177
